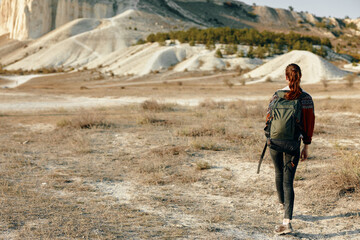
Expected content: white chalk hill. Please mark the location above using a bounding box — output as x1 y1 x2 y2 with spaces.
5 9 186 71
87 42 263 76
245 50 349 84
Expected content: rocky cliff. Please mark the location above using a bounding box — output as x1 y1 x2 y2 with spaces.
0 0 56 39
0 0 351 41
0 0 123 40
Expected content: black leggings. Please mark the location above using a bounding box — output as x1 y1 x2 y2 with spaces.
270 148 300 220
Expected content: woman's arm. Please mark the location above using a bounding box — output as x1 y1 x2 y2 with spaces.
301 94 315 145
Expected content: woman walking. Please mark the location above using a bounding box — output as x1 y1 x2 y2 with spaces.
265 63 315 235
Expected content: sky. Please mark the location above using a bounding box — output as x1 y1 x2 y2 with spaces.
239 0 360 19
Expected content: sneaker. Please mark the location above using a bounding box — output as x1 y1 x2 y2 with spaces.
274 223 293 235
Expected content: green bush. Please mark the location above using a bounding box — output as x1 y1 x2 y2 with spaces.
215 49 223 58
145 27 332 54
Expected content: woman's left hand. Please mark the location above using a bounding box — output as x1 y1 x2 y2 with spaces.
301 144 309 161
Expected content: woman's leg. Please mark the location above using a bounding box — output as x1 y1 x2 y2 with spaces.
283 151 300 220
270 149 284 205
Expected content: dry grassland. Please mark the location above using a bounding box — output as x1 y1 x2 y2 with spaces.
0 76 360 239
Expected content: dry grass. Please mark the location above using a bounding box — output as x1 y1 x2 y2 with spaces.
177 125 226 137
57 112 114 129
199 99 226 109
316 99 360 113
137 114 173 125
191 137 226 151
141 99 175 112
1 81 360 238
333 150 360 195
196 160 212 170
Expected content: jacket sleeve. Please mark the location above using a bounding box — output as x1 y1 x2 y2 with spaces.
301 94 315 144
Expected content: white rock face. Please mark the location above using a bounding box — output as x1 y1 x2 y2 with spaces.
0 0 55 39
0 0 117 40
55 0 115 29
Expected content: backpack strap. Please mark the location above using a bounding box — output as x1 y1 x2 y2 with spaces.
275 90 287 99
257 141 268 174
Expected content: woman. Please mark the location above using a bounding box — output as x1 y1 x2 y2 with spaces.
266 63 315 235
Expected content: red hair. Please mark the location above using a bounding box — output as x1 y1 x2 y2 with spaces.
285 63 302 100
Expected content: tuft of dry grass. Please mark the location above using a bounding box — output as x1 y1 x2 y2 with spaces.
136 155 199 185
177 125 226 137
227 100 265 118
334 150 360 194
199 99 226 109
137 114 172 125
223 79 234 88
57 112 113 129
141 100 175 112
196 161 212 170
191 137 225 151
150 145 188 156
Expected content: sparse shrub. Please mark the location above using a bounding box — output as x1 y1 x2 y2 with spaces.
150 146 187 156
215 49 223 58
333 150 360 195
239 77 246 86
321 78 329 89
57 113 113 129
247 46 254 58
196 161 212 170
346 22 358 31
191 137 225 151
206 42 216 50
70 133 92 154
177 126 226 137
198 59 205 68
199 99 226 109
246 11 257 19
224 44 238 55
223 79 234 88
315 21 329 29
141 100 175 112
237 50 245 57
265 76 272 82
344 73 357 87
137 115 171 125
227 100 265 116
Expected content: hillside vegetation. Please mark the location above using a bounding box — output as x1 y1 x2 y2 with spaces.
145 27 333 59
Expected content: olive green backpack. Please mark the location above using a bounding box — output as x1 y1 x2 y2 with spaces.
257 90 304 173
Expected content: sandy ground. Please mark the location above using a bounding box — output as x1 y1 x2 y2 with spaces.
0 72 359 239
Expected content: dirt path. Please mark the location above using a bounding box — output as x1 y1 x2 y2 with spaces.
1 90 360 113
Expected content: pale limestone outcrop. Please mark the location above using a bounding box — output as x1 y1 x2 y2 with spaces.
0 0 118 40
0 0 55 39
55 0 115 28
